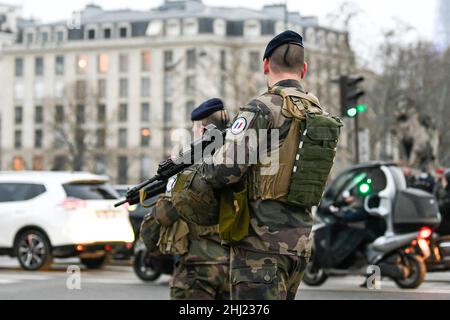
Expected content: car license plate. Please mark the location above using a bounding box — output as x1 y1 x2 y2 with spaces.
96 210 119 218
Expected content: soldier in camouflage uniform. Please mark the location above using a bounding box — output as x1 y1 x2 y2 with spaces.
168 99 231 300
200 31 325 300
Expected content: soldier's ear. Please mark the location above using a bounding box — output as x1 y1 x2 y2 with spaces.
263 58 270 75
301 62 308 79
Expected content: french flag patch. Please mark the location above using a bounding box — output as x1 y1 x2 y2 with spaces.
231 117 247 135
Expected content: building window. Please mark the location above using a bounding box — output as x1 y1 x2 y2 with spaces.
13 156 25 171
119 103 127 122
220 75 227 97
141 77 151 97
15 58 23 77
119 27 128 38
141 128 151 147
141 51 151 72
98 79 107 98
55 105 64 122
35 57 44 76
249 51 260 72
55 81 64 98
77 55 88 74
94 155 107 175
117 156 128 184
186 101 195 122
88 29 96 40
96 129 106 148
220 50 226 71
34 130 43 149
98 104 106 122
119 78 128 97
14 130 22 149
14 81 24 101
33 156 43 171
26 33 34 44
55 55 64 75
186 49 196 70
14 106 23 124
98 53 109 74
185 75 196 95
41 32 49 44
76 104 85 124
141 103 150 122
119 54 128 73
164 74 174 97
34 81 44 100
164 102 172 123
56 31 64 43
140 156 151 180
104 28 111 39
35 106 43 124
163 129 172 151
53 133 65 149
75 80 86 100
164 50 173 69
118 129 127 148
53 155 67 171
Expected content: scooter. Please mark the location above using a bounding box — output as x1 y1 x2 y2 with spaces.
303 163 440 289
133 239 176 282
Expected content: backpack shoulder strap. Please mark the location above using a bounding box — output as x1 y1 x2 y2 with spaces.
269 86 322 108
268 86 323 119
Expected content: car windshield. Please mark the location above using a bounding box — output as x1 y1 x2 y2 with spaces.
63 182 119 200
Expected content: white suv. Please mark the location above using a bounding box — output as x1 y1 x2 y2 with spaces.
0 171 135 271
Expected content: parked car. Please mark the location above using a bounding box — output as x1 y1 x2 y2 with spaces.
0 171 135 271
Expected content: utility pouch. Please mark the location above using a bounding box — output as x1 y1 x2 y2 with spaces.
219 182 250 244
287 112 343 207
139 212 162 256
158 219 190 256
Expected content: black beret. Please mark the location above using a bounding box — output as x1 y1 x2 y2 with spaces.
263 30 304 61
191 98 224 121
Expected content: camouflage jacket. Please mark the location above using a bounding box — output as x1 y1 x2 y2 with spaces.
200 79 314 258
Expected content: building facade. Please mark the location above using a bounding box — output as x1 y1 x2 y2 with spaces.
0 0 355 184
435 0 450 50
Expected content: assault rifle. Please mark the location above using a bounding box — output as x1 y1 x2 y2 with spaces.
114 124 224 208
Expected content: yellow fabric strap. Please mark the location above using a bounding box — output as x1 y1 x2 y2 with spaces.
139 189 156 208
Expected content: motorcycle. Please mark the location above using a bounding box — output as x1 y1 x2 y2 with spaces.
303 163 441 289
133 239 176 282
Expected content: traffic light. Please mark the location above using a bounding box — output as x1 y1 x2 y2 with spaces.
339 75 366 118
358 178 373 196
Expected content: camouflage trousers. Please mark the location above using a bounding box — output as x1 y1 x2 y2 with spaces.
170 262 230 300
230 246 309 300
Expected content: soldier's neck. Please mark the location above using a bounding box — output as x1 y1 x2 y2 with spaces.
267 74 301 88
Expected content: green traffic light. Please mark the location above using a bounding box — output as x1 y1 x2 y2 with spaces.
346 107 357 117
359 183 370 195
358 179 373 196
356 104 367 113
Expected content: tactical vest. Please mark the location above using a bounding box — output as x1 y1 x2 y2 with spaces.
249 86 343 208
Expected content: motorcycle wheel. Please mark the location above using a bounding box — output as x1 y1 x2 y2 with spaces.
394 254 426 289
133 251 162 282
302 262 328 287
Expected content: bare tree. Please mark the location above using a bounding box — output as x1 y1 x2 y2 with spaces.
366 35 450 168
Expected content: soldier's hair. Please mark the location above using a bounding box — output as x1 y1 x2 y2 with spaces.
199 110 230 131
269 43 305 74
